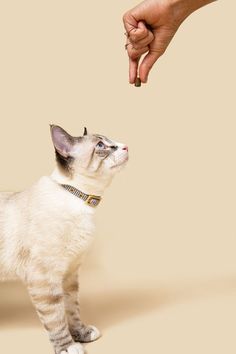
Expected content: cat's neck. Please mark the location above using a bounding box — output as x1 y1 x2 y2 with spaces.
50 167 111 196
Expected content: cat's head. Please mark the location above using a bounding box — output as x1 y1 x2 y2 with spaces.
50 125 128 181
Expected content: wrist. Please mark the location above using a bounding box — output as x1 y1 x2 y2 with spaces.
170 0 216 24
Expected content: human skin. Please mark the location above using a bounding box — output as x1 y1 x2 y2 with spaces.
123 0 217 84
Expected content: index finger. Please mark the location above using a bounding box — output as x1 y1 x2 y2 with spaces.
129 57 139 84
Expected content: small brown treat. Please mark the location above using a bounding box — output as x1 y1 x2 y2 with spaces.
134 77 141 87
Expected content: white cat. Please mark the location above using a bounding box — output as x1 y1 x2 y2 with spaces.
0 125 128 354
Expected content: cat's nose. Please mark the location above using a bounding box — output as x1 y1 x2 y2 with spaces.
122 145 128 152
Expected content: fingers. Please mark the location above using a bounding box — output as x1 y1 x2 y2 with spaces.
125 30 158 84
126 43 149 84
126 42 150 61
139 50 161 83
125 21 154 84
129 58 139 84
126 24 177 84
123 11 138 38
128 21 150 42
139 26 176 82
126 21 154 51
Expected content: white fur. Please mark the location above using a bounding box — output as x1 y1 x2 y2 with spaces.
0 126 128 354
87 325 101 341
61 343 84 354
0 175 96 280
0 128 128 283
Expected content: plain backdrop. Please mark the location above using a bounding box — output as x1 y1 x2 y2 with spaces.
0 1 236 353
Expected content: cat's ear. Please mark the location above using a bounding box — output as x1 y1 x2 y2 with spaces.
50 125 74 158
83 127 88 136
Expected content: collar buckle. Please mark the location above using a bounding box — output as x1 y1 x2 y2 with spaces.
86 195 101 207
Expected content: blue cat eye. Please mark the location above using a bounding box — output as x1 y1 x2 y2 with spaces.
97 141 105 149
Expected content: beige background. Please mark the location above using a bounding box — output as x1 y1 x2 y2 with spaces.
0 0 236 353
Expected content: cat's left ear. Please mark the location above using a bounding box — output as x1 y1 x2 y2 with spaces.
50 125 75 158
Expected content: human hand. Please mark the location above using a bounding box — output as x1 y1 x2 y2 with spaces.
123 0 216 84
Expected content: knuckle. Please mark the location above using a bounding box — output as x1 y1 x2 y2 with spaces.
131 43 140 50
129 52 137 60
129 50 139 60
129 33 137 42
122 12 130 24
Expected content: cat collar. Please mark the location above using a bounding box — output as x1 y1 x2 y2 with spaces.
60 184 101 207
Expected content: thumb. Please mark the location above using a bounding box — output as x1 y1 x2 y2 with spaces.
139 50 160 83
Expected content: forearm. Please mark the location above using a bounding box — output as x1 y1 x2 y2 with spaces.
171 0 217 23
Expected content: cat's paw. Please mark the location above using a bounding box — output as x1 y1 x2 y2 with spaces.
71 325 101 343
86 325 101 341
60 342 84 354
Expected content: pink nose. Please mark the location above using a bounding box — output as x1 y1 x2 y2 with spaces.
122 145 128 151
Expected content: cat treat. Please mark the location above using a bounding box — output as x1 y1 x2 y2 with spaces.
135 77 141 87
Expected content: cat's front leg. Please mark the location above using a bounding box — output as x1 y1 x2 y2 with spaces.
63 269 101 343
27 274 84 354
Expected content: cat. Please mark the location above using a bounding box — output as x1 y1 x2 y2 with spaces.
0 125 128 354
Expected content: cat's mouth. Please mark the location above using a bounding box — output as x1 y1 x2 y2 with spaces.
111 154 129 169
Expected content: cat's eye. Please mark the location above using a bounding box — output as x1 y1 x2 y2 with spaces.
97 141 105 149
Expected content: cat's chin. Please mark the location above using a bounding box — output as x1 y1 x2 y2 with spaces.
111 156 129 171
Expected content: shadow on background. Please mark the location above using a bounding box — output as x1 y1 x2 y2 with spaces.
81 276 236 329
1 276 236 330
0 281 39 328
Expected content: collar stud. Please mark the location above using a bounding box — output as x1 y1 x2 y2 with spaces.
60 184 101 208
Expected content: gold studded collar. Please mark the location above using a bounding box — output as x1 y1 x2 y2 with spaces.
60 184 101 208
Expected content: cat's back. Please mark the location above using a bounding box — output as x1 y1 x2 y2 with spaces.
0 189 23 217
0 191 21 277
0 191 19 224
0 191 17 204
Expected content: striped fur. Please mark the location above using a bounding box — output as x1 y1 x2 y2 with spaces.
0 125 128 354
